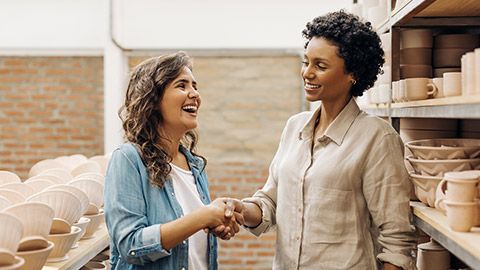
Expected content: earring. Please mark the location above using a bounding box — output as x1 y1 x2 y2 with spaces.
351 80 357 85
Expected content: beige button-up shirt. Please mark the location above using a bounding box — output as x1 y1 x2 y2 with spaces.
244 98 417 270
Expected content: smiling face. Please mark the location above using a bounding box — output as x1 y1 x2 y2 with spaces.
301 37 354 104
159 66 201 137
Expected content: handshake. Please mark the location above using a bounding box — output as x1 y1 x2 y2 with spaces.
203 198 246 240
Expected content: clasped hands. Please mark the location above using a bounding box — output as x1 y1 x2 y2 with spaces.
204 198 244 240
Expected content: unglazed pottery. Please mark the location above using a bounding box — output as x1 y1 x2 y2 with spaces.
436 199 477 232
47 226 81 262
70 161 102 177
406 155 480 176
28 159 66 179
3 202 54 240
0 171 21 185
0 213 23 256
16 241 54 270
417 239 450 270
409 172 443 207
405 138 480 160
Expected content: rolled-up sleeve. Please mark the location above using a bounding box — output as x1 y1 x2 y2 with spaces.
362 134 418 270
104 148 171 265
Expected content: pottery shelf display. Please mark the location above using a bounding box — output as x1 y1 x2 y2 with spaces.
0 153 109 270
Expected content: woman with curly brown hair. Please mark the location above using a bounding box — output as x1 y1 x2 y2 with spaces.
104 51 241 270
220 10 417 270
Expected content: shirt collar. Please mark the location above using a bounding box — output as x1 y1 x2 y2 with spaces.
298 98 361 146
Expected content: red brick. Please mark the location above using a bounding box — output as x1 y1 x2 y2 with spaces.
30 143 55 149
4 93 29 100
45 69 69 76
0 76 22 83
59 78 82 84
44 86 67 92
4 110 25 117
29 110 53 117
0 68 10 74
17 102 42 109
4 60 28 66
71 135 95 141
13 68 38 74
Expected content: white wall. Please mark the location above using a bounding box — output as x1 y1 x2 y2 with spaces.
1 0 349 51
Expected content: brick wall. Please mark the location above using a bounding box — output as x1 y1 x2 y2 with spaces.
0 56 104 180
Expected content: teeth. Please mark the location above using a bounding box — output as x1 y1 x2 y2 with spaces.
306 83 321 89
182 105 197 112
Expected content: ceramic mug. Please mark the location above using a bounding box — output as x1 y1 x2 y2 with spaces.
432 78 445 98
436 200 478 232
378 84 390 103
475 48 480 94
392 81 400 103
435 173 479 203
443 72 462 97
464 52 476 96
405 78 437 101
399 80 408 102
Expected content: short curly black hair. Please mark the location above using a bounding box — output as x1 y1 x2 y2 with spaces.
302 10 385 97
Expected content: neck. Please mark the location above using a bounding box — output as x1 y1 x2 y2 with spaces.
316 95 351 136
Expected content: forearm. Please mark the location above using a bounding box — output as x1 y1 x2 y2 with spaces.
160 207 209 251
242 201 262 228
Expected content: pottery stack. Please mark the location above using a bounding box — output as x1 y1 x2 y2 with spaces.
405 138 480 208
0 153 108 269
416 238 450 270
434 170 480 232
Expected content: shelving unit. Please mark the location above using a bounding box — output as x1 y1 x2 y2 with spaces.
42 223 109 270
362 0 480 268
411 202 480 269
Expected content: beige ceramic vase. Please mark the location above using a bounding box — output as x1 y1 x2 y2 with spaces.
417 239 450 270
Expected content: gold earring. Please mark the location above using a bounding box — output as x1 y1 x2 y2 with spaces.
352 80 356 85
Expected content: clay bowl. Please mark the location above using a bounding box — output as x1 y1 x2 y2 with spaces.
401 48 432 65
434 34 480 49
82 210 104 239
405 138 480 160
26 190 83 230
3 202 54 245
400 118 458 131
47 184 90 217
70 161 102 178
88 156 109 176
0 255 24 270
68 179 103 211
73 172 105 186
24 179 56 194
0 196 11 211
27 174 64 185
46 226 82 262
401 29 433 49
0 171 21 185
400 64 433 79
54 156 74 171
406 155 480 176
37 168 72 183
81 261 107 270
0 213 23 256
71 217 90 249
409 172 443 207
0 190 25 205
0 249 16 268
16 241 54 270
28 159 66 178
0 184 35 201
433 48 472 68
69 154 88 166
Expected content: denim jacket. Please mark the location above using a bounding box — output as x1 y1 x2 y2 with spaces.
104 142 218 270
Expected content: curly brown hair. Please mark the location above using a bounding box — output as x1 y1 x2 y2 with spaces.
119 51 206 189
302 10 385 97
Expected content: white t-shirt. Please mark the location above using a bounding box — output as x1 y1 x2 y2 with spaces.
170 163 208 270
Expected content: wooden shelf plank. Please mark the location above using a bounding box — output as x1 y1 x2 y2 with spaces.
411 201 480 269
43 222 109 270
416 0 480 17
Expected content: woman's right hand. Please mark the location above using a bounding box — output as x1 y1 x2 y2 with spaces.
207 198 245 240
204 198 243 239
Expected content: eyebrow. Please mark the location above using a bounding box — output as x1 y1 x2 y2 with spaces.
303 55 331 64
175 78 197 85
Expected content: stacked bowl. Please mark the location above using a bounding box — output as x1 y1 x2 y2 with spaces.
405 138 480 207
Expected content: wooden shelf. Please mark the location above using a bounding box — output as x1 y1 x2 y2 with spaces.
42 222 109 270
362 95 480 118
411 201 480 269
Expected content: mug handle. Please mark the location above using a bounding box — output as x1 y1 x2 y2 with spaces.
435 197 447 215
427 83 438 98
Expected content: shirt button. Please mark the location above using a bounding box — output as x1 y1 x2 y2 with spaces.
183 240 187 245
182 268 186 270
296 235 299 240
130 251 135 256
171 192 174 196
298 207 302 212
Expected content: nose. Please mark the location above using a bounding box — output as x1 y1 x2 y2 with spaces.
302 64 315 80
188 87 200 99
